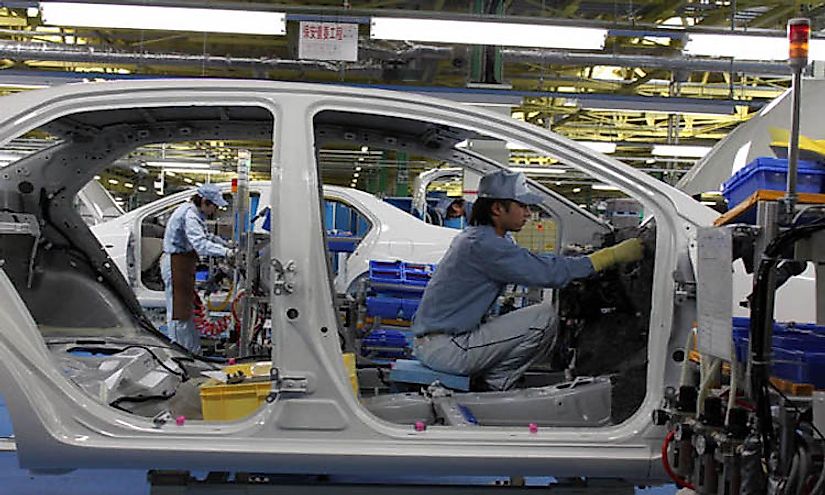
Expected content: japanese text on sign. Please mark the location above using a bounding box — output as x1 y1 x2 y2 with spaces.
298 22 358 62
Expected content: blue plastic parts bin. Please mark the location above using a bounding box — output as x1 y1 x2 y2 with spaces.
362 260 436 362
723 157 825 210
366 296 422 320
369 260 404 285
390 359 471 391
366 296 403 319
368 260 436 294
361 328 414 360
732 317 825 388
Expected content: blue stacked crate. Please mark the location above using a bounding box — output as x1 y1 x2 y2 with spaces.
362 261 435 361
360 329 415 360
722 157 825 222
731 317 825 389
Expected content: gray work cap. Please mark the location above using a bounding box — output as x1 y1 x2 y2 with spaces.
197 183 228 208
478 170 543 206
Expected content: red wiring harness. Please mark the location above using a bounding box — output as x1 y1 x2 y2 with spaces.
195 289 266 347
193 291 232 337
661 430 696 491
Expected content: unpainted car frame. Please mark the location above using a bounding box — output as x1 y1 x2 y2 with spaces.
0 80 716 480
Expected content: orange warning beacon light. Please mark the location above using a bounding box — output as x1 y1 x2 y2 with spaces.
788 18 810 66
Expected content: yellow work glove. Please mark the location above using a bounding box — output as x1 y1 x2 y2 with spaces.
588 238 645 272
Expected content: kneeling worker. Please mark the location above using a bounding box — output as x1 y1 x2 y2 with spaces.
411 170 644 391
162 184 235 352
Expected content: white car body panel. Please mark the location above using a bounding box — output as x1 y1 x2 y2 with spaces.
0 79 722 479
678 81 823 323
89 183 458 307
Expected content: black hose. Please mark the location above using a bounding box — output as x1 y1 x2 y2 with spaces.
749 255 778 456
109 392 176 413
748 219 825 464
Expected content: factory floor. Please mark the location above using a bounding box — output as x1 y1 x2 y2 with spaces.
0 395 678 494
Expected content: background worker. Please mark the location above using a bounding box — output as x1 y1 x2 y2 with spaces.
411 170 644 391
436 197 468 230
161 183 235 352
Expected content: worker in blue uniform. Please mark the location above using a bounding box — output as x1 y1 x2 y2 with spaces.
412 170 644 390
436 197 467 230
161 184 234 352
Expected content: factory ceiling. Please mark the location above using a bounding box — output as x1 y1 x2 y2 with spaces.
0 1 821 197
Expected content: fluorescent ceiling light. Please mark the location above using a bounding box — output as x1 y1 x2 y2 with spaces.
579 102 734 116
137 186 147 192
652 145 712 158
183 177 193 184
124 182 133 188
40 3 286 35
578 141 616 154
591 184 620 191
107 178 119 185
162 168 223 175
572 187 582 193
685 33 825 61
371 17 606 50
145 161 212 169
509 167 566 175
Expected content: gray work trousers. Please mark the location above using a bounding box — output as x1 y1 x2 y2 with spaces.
412 303 556 391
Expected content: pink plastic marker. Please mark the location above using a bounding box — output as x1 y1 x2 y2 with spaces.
414 421 426 432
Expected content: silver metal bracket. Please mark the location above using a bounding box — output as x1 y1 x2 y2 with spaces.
270 259 296 295
152 411 173 428
673 280 696 306
265 367 309 402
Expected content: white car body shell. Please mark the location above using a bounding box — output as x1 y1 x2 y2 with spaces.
678 81 824 323
0 79 730 479
90 183 459 306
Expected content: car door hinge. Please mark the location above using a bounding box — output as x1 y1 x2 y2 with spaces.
270 259 296 295
674 280 697 305
266 367 309 402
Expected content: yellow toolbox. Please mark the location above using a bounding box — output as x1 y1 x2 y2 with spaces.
200 354 359 421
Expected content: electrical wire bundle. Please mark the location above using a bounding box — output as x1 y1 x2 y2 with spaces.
193 290 232 338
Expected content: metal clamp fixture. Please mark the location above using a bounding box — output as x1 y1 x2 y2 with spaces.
265 366 309 403
270 259 296 295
